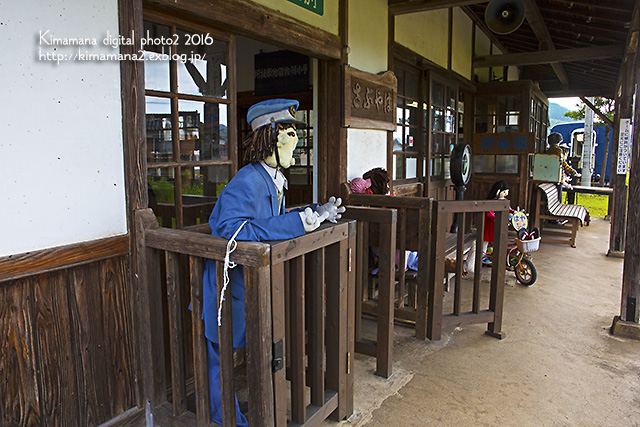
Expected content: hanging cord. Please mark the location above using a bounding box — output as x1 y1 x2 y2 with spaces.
217 220 248 326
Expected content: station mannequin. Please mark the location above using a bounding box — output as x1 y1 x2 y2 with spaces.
201 99 344 425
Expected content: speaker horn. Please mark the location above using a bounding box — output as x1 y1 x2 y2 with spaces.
485 0 526 35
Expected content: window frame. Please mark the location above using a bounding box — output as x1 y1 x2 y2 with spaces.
143 18 237 228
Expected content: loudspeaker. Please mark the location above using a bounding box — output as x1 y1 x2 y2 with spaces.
485 0 526 35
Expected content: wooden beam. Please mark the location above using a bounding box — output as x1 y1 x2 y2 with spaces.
144 0 342 60
522 0 570 89
552 0 634 14
474 44 624 68
579 97 614 127
543 88 615 98
0 236 130 282
389 0 487 15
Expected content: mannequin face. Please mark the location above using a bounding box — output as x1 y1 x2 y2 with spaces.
264 125 298 169
498 188 510 199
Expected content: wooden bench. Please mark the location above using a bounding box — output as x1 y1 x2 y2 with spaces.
535 183 589 248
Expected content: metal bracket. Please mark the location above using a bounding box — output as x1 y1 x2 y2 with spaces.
272 339 284 372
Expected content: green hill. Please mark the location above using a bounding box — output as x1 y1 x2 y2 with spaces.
549 102 578 128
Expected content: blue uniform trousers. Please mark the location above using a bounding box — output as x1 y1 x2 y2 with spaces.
206 340 249 426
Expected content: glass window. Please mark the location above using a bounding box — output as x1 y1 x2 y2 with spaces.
430 77 458 182
143 22 171 92
176 30 228 98
146 97 173 163
144 20 234 228
393 66 424 181
496 155 518 174
473 155 495 173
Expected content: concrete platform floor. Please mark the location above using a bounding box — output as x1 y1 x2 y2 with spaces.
325 217 640 427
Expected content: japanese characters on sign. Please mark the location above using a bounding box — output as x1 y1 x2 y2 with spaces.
473 132 535 155
617 118 631 175
344 67 397 131
351 77 394 116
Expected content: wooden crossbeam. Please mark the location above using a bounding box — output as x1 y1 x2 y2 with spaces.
580 97 615 127
473 44 624 68
522 0 570 89
389 0 487 15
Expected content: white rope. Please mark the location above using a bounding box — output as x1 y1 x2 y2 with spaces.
217 220 248 326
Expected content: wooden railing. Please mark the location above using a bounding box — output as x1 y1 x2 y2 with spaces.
342 206 397 378
136 208 355 426
427 200 509 341
341 183 509 345
341 183 433 339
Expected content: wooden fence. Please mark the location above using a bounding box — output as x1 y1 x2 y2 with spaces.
427 200 509 341
136 208 355 426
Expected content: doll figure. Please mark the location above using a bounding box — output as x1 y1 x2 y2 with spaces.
483 180 515 266
202 99 344 425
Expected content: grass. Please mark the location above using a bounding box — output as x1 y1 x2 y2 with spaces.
572 194 609 218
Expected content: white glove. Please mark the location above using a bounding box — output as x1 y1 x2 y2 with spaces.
316 196 346 224
299 207 329 232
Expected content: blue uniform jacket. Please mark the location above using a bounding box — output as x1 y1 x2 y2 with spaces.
203 162 308 348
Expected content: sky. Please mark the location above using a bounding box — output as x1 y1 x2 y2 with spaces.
549 97 582 110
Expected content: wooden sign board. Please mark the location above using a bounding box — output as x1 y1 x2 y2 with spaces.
344 66 397 131
473 132 535 155
287 0 323 15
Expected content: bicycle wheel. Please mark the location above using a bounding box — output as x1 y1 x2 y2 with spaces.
506 247 519 271
515 257 537 286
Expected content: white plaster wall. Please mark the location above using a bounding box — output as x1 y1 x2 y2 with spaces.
346 0 389 180
474 30 491 83
346 129 387 181
0 0 126 257
451 8 473 80
395 9 449 69
348 0 388 73
508 65 520 81
251 0 339 35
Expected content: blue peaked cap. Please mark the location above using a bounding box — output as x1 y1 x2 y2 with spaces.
247 99 305 131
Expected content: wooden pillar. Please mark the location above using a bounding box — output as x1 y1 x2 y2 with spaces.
612 24 640 338
119 0 149 410
609 5 640 255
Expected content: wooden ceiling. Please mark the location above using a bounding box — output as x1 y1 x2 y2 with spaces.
389 0 637 98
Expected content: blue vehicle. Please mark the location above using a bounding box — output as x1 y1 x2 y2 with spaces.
550 122 614 183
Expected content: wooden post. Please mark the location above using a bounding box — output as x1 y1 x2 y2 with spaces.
270 262 287 427
134 211 166 412
375 214 396 378
486 210 507 339
118 0 146 409
609 4 640 255
326 240 348 421
215 261 236 427
611 25 640 338
427 204 447 341
289 256 306 424
244 265 275 425
165 252 186 416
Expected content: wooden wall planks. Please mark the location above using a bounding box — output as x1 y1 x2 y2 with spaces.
1 255 138 426
0 278 42 426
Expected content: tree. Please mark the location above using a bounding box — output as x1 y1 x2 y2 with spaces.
564 97 615 187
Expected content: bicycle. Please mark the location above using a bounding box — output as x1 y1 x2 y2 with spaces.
505 210 540 286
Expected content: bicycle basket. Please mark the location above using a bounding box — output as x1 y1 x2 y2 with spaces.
515 236 540 253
